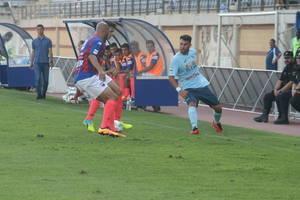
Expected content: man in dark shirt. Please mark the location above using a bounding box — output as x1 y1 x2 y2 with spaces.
30 24 53 99
254 51 295 124
290 50 300 112
265 39 282 70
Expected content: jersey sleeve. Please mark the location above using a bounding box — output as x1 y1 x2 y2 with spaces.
140 54 146 65
127 57 134 70
89 40 103 56
279 67 287 81
32 40 36 50
150 52 159 65
48 38 52 48
169 57 178 76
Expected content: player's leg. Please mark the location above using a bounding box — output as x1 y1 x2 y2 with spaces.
108 79 133 130
196 86 224 132
83 99 100 132
34 63 42 99
123 76 131 100
185 89 200 135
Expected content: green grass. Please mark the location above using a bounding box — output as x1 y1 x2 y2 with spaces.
1 88 300 200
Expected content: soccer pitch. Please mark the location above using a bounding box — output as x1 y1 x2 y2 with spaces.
1 89 300 200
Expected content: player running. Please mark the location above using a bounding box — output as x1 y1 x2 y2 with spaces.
168 34 224 135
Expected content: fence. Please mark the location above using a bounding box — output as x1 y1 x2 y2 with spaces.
14 0 300 20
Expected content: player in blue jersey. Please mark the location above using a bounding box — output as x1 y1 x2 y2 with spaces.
168 35 224 135
74 22 125 137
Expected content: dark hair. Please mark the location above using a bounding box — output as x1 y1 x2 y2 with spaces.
36 24 44 29
79 40 85 45
110 43 118 48
146 40 155 46
115 48 122 54
103 20 116 28
121 43 129 49
4 31 13 38
105 45 110 50
270 39 276 43
180 34 192 43
130 40 139 47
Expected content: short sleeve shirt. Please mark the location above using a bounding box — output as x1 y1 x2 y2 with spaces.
266 46 281 70
279 63 295 87
32 36 52 64
74 35 105 82
169 48 209 90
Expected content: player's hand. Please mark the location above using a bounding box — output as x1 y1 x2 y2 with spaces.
179 90 188 99
274 90 279 96
99 72 106 81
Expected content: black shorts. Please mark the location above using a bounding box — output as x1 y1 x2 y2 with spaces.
185 86 220 107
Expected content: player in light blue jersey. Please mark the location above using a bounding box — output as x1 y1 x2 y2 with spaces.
169 35 223 134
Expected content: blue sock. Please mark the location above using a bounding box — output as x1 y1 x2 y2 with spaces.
188 106 198 129
214 111 222 123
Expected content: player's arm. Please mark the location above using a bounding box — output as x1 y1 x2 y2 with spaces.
273 79 282 96
48 39 54 68
88 54 106 80
168 58 187 99
279 81 293 93
139 53 158 74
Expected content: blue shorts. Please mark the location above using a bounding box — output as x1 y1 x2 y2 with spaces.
185 86 220 107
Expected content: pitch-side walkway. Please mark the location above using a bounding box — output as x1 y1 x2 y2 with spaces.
161 104 300 136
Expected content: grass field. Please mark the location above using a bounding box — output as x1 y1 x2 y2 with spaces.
1 88 300 200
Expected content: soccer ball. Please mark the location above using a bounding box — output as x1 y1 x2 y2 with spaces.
114 120 124 132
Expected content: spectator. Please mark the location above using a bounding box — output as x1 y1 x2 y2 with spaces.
30 24 53 100
290 50 300 112
254 51 295 124
138 40 164 112
266 39 282 70
291 29 300 57
0 32 14 64
276 0 288 9
138 40 164 76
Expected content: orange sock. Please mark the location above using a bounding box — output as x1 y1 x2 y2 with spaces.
114 96 123 121
101 100 117 131
85 99 100 120
124 88 130 98
130 77 135 98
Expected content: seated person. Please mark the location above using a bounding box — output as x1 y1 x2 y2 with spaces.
119 43 134 100
138 40 164 76
130 41 146 73
290 51 300 112
254 51 295 124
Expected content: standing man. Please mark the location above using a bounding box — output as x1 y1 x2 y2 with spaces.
266 39 282 71
254 51 295 124
168 35 223 135
30 24 53 99
290 50 300 112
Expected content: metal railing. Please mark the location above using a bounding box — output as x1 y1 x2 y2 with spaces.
12 0 300 20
